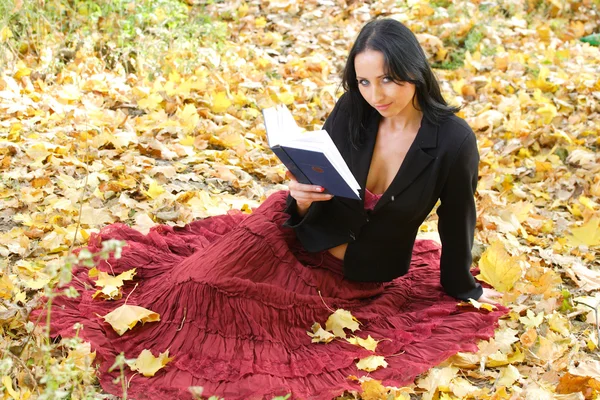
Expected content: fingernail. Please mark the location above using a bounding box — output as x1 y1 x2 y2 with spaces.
317 187 324 192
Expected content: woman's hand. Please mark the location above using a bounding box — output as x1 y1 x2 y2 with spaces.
286 171 333 217
478 287 503 304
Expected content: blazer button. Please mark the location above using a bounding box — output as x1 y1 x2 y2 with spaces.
391 195 395 201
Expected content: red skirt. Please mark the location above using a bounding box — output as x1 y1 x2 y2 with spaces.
31 190 506 400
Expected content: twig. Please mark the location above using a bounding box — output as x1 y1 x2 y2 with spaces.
318 290 335 313
0 348 40 396
124 283 139 305
566 310 586 319
385 351 406 358
574 300 599 348
177 307 187 332
127 372 138 389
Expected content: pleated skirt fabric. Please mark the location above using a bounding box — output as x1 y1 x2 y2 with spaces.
31 190 506 400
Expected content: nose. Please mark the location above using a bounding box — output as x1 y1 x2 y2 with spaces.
371 84 384 103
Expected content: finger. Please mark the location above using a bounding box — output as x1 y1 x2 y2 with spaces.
293 193 334 202
285 170 297 182
289 182 327 194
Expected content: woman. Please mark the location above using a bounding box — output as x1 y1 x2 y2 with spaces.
33 18 504 400
286 18 501 304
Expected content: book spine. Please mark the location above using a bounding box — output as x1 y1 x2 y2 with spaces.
271 145 312 185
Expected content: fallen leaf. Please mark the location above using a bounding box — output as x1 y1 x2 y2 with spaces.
325 309 360 339
360 379 387 400
127 349 173 377
476 241 522 292
306 322 334 344
497 364 521 387
101 304 160 336
519 309 544 329
346 335 379 352
93 268 136 300
356 355 388 372
566 262 600 291
568 216 600 247
458 298 497 312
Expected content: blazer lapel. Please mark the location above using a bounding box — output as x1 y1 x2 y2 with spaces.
373 118 438 212
350 112 380 206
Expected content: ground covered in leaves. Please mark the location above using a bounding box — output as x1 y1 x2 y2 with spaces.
1 0 600 398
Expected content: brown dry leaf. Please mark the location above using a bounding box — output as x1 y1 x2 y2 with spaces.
566 263 600 291
355 355 388 372
306 322 334 344
325 309 360 339
476 241 522 292
127 349 173 377
556 373 600 398
100 304 160 336
520 328 538 347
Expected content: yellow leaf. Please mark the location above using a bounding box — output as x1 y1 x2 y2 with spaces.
519 309 544 329
277 92 295 105
325 309 360 338
0 26 13 42
536 103 557 124
306 322 335 344
93 269 136 300
476 242 522 292
146 180 165 200
497 364 520 387
547 312 570 336
579 196 597 211
211 91 232 113
180 135 195 146
101 304 160 336
568 216 600 247
360 379 387 400
0 274 14 300
138 92 163 111
128 349 173 377
255 17 267 28
356 355 388 372
417 366 459 393
2 375 19 399
458 298 497 312
346 335 379 352
177 103 199 134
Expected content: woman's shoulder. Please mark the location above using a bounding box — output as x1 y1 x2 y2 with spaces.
435 114 476 147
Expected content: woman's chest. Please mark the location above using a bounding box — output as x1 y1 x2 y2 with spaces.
366 132 418 194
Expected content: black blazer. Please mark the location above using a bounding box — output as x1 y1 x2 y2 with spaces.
283 93 483 301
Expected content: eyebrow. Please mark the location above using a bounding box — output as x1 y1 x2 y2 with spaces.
356 74 387 79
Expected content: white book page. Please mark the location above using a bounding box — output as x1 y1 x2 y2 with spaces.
263 105 361 197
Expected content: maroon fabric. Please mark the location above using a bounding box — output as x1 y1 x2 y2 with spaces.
364 188 383 211
31 190 506 400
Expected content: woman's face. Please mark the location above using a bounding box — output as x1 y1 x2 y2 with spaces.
354 49 418 118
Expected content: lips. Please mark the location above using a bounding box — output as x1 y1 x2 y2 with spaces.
375 103 391 110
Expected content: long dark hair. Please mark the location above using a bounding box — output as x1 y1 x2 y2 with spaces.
341 18 460 147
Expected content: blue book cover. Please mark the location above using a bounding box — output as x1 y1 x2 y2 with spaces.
271 145 361 200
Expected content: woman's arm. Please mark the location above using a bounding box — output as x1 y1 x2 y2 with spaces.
283 94 347 228
436 130 483 301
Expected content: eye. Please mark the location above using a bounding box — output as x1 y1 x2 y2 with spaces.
382 76 393 83
357 79 369 86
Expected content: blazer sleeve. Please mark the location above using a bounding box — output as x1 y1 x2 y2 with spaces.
282 94 347 228
436 130 483 301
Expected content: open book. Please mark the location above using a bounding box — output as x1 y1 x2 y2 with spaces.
262 105 361 200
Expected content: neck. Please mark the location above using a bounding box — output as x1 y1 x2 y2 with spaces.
381 107 423 133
